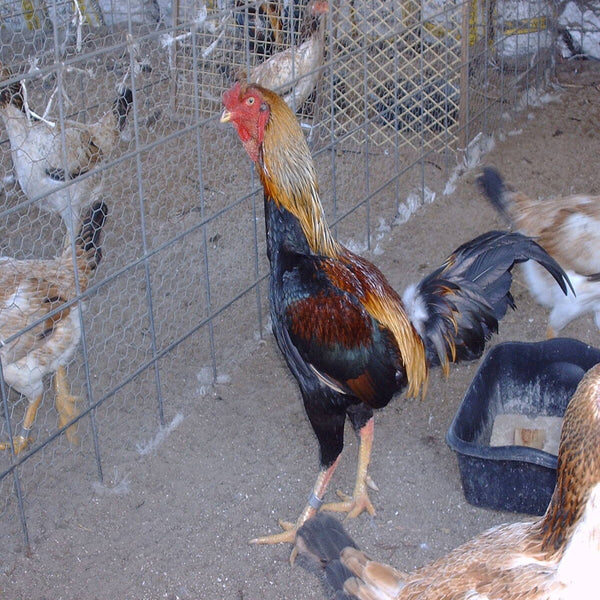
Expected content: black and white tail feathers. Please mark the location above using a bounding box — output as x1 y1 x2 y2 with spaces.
403 231 572 370
113 88 133 131
0 66 24 110
477 167 514 225
75 202 108 272
296 513 358 600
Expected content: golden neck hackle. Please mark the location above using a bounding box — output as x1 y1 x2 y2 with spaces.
258 92 340 258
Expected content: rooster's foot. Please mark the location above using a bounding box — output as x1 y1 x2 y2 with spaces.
321 487 377 519
250 519 297 545
250 519 306 564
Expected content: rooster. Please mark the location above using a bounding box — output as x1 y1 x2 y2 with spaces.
0 65 130 235
478 166 600 338
244 0 329 111
220 82 571 550
0 202 108 455
296 363 600 600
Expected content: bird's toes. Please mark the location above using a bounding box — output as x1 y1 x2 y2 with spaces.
321 489 376 519
366 475 379 491
346 495 376 519
249 522 298 546
0 434 33 455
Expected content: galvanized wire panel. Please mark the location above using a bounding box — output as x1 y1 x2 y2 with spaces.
321 1 463 150
171 1 463 148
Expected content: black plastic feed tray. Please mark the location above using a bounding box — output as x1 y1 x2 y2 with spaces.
446 338 600 515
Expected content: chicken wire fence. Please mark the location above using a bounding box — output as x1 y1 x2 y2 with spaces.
0 0 557 551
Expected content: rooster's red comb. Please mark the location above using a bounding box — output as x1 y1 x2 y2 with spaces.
222 82 246 110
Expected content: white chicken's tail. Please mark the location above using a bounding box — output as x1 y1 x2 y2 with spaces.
477 167 514 226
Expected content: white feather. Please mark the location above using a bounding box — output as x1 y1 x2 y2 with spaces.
402 283 427 339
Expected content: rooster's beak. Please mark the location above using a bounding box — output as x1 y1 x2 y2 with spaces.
220 109 231 123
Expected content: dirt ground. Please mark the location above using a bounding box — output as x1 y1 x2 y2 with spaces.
2 59 600 599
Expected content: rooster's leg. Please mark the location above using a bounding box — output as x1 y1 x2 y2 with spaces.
321 417 377 518
54 366 80 445
0 394 43 454
250 457 341 560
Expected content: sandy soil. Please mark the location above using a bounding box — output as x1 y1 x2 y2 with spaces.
2 59 600 599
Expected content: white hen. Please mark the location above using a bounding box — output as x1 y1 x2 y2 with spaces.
478 166 600 337
246 0 329 112
0 66 130 235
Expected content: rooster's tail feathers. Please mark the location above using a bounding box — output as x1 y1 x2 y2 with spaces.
411 231 572 369
450 230 572 297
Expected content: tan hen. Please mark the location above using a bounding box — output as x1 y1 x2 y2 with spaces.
296 362 600 600
0 202 108 454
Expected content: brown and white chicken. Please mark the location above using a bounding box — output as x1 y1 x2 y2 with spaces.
244 0 329 111
478 166 600 338
296 362 600 600
0 202 108 454
0 65 130 235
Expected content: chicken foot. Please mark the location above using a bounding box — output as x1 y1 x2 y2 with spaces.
0 393 43 454
54 365 80 445
250 456 341 562
250 418 377 557
321 418 377 518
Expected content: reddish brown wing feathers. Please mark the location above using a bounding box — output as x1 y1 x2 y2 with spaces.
289 292 373 349
288 291 384 403
285 252 424 406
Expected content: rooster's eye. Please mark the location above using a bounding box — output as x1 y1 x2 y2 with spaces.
246 97 255 105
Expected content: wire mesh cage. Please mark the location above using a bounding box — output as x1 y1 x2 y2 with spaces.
0 0 558 554
172 1 464 149
318 1 463 149
463 0 556 147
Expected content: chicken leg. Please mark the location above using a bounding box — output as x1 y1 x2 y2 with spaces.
321 418 377 518
54 365 79 445
250 456 341 562
250 419 377 554
0 393 43 454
